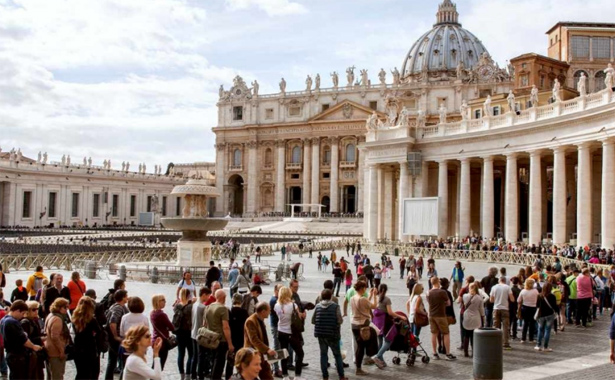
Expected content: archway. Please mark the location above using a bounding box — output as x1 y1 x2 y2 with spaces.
321 196 330 213
228 174 244 215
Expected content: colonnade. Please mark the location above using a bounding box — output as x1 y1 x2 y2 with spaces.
365 138 615 248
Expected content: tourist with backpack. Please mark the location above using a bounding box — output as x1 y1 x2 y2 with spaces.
173 288 194 379
105 290 129 380
26 266 47 301
101 279 126 312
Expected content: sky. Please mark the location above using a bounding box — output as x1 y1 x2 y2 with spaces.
0 0 613 170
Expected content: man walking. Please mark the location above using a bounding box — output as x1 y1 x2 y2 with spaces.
205 289 233 380
490 276 514 349
312 289 347 380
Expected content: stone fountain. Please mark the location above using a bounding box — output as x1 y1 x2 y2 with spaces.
161 176 228 266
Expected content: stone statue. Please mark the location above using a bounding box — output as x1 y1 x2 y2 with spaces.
103 159 107 168
83 157 87 166
416 109 426 128
87 157 92 167
330 71 339 88
507 61 514 78
578 72 587 96
315 74 320 90
346 66 355 87
66 155 71 166
507 91 516 113
391 67 401 85
460 99 468 121
122 161 126 171
385 95 399 126
61 155 66 166
126 162 130 172
605 63 615 91
9 148 15 161
359 69 368 87
251 80 259 97
378 68 386 85
279 78 286 93
483 95 492 117
150 195 159 213
438 104 447 124
37 151 42 163
552 78 561 101
43 152 48 164
399 106 410 127
366 111 379 130
219 85 224 99
107 159 111 169
154 164 158 174
142 163 146 173
16 149 22 161
305 75 312 92
530 85 539 107
456 60 465 79
138 163 143 173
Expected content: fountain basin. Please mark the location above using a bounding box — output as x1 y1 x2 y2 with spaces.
161 217 228 232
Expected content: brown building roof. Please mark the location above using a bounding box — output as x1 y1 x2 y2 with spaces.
546 22 615 35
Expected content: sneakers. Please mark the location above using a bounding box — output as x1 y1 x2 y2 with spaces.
363 358 375 366
294 377 306 380
371 356 385 369
534 346 543 351
544 348 553 352
520 340 526 343
445 354 457 360
432 353 441 360
355 368 367 376
503 345 512 350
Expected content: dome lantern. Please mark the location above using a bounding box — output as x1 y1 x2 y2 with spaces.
436 0 459 26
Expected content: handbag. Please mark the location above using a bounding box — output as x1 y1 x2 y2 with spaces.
153 323 178 350
413 298 429 327
290 303 304 334
447 315 457 325
197 326 222 349
359 326 372 341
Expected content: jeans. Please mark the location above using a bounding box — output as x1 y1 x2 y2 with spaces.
376 335 392 360
191 338 210 380
494 309 510 346
210 341 228 380
566 299 577 323
318 337 345 379
509 303 518 338
399 267 405 279
536 314 555 348
452 281 462 299
271 326 281 372
576 298 591 327
176 330 194 375
333 278 342 297
278 331 303 376
521 305 536 341
484 302 494 327
105 340 120 380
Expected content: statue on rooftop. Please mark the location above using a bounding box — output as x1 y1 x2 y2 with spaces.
578 72 587 96
330 71 339 89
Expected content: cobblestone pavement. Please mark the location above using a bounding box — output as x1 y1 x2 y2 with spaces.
5 249 613 379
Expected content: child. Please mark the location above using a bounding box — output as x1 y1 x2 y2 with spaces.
10 279 28 302
345 269 353 292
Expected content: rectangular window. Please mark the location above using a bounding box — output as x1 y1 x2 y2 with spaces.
130 195 137 217
290 173 300 179
369 101 378 110
571 36 590 59
474 109 482 119
493 106 500 116
265 108 274 120
520 75 529 87
321 104 330 112
112 194 119 217
71 193 79 218
232 106 243 121
323 150 331 164
592 37 610 59
289 106 301 116
48 192 57 218
323 172 330 179
162 196 167 217
540 75 545 88
147 196 152 212
22 191 32 218
93 194 100 217
176 197 181 216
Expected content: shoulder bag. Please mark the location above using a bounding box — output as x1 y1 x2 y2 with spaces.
290 303 304 334
197 305 222 349
152 321 178 350
534 295 555 321
413 297 429 327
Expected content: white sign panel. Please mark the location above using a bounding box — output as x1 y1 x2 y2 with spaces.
402 197 439 236
139 212 154 226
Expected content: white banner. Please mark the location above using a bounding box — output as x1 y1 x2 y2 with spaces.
402 197 439 236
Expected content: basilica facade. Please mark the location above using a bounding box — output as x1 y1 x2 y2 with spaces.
214 0 615 248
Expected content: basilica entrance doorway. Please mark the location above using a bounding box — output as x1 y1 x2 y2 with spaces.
321 196 330 213
227 175 244 215
289 187 302 210
342 185 356 214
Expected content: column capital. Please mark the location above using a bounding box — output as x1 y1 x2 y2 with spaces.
481 155 494 162
437 159 449 165
459 157 471 164
529 150 543 158
505 152 518 159
600 137 615 146
246 140 258 149
552 146 568 154
311 137 320 145
330 136 339 145
302 137 311 146
576 141 593 149
276 139 286 148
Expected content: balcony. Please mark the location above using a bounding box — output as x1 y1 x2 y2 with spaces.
229 165 243 171
286 162 302 171
263 164 273 170
340 161 356 168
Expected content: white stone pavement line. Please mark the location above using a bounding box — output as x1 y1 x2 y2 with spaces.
487 350 611 380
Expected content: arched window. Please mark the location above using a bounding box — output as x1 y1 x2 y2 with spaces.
292 146 301 163
233 149 242 167
595 71 606 92
573 70 588 91
264 148 272 166
345 144 356 162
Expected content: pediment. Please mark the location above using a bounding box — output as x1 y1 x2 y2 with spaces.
308 100 385 122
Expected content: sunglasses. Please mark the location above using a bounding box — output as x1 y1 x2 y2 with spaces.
144 334 151 339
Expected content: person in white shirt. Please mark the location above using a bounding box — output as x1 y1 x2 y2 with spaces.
120 297 149 338
490 276 514 348
122 325 163 380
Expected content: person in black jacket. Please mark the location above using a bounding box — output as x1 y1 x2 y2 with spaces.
10 279 28 302
205 261 221 288
43 273 71 320
312 289 346 380
72 296 105 380
85 289 107 327
480 267 499 327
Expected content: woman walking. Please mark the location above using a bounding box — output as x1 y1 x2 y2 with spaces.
350 281 378 376
274 286 305 380
372 284 407 368
461 282 484 357
150 294 175 370
123 325 164 380
44 297 70 379
535 283 558 352
72 296 104 380
174 288 194 379
517 279 539 343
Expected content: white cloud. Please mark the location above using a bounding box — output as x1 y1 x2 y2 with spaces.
224 0 307 16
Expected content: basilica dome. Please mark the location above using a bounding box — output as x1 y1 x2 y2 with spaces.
401 0 489 79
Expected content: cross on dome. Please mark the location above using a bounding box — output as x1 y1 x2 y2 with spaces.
436 0 460 26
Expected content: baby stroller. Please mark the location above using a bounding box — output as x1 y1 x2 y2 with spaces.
389 312 430 367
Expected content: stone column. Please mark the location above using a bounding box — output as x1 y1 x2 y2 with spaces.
310 137 320 213
577 142 592 246
302 138 311 211
438 160 449 237
275 140 286 213
420 161 429 197
602 139 615 248
399 162 409 242
330 137 340 213
459 158 471 237
246 141 258 215
552 147 567 245
481 156 494 239
214 143 226 216
368 164 378 242
529 151 542 245
505 153 518 242
357 138 365 213
384 170 394 239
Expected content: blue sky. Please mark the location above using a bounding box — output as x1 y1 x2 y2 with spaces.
0 0 612 170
